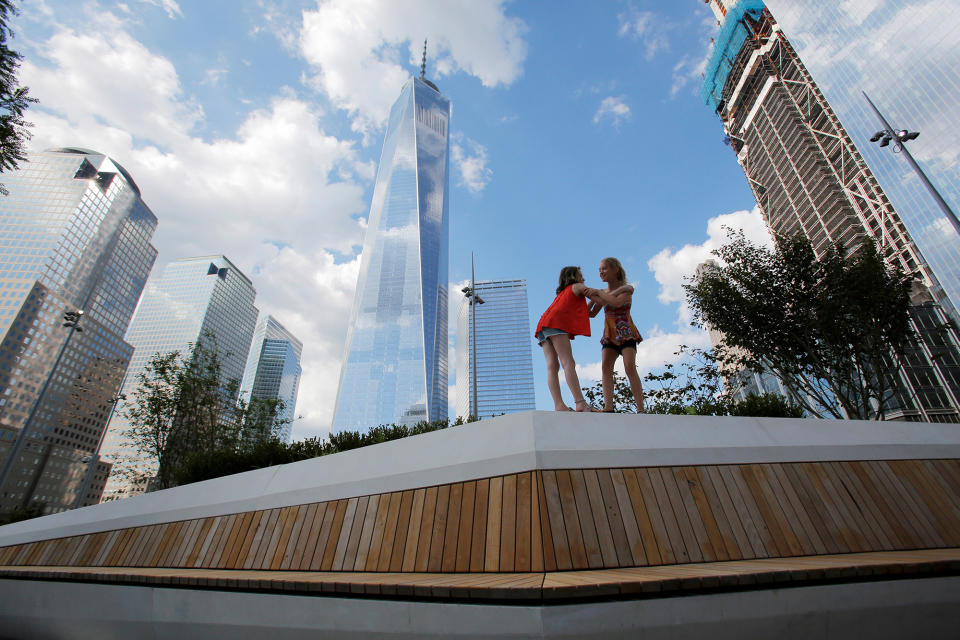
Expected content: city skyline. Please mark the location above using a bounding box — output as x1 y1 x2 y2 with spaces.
8 1 957 438
240 314 303 442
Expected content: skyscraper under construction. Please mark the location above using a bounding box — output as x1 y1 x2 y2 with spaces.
701 0 960 421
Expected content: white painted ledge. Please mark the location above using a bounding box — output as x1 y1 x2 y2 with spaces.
2 411 959 548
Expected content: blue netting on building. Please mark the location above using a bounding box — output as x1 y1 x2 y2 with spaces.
700 0 766 111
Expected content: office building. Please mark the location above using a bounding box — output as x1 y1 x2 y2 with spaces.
239 314 302 442
0 148 157 515
333 64 451 431
100 255 258 500
763 0 960 317
456 279 536 420
701 0 960 421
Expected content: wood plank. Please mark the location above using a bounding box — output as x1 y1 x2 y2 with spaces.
414 486 438 572
249 509 281 569
554 470 588 569
753 464 812 555
272 505 307 570
389 490 415 572
193 518 223 568
823 462 887 550
594 469 632 567
210 515 241 567
291 503 325 571
170 520 201 567
871 461 943 547
540 470 569 570
220 513 252 569
739 465 799 557
401 490 425 572
484 477 503 571
427 485 451 572
307 503 337 571
696 467 746 560
580 469 618 568
569 469 604 568
441 483 463 572
767 464 828 556
609 469 647 566
279 504 312 570
352 496 380 572
340 496 369 571
332 498 360 571
515 472 532 572
93 530 122 567
531 472 547 572
808 462 872 552
186 517 216 569
130 525 160 566
365 493 392 571
651 468 700 563
470 479 490 572
854 462 920 549
455 481 477 572
320 499 349 571
622 468 667 565
832 462 894 551
672 467 722 562
897 460 960 542
500 474 517 572
781 463 846 555
803 463 868 552
931 459 960 498
922 461 960 546
377 492 403 572
105 529 136 566
907 461 960 544
164 521 192 567
719 465 777 557
150 523 178 566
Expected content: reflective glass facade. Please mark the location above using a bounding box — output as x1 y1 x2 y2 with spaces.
0 149 157 514
100 255 258 500
456 279 536 420
333 77 451 431
240 314 302 442
764 0 960 316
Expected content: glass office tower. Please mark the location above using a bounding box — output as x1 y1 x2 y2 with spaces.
456 279 536 420
333 74 451 431
701 0 960 421
763 0 960 316
100 255 258 500
239 314 302 442
0 148 157 515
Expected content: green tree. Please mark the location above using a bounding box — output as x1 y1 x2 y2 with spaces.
0 1 37 192
685 232 916 420
120 336 291 490
583 345 802 418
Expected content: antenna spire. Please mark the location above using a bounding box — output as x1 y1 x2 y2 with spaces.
420 38 427 79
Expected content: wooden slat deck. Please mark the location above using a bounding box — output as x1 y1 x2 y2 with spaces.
1 460 959 577
2 549 958 603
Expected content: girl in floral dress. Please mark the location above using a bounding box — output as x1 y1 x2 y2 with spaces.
588 257 645 412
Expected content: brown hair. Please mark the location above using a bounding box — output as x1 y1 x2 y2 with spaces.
601 257 627 287
556 266 583 294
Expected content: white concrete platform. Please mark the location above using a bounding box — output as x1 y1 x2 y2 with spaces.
2 411 959 547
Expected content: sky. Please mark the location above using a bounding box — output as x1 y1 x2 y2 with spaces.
12 0 778 440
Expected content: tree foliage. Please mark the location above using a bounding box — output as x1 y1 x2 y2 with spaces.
172 416 477 486
684 232 915 420
0 1 36 191
120 336 289 491
583 345 803 418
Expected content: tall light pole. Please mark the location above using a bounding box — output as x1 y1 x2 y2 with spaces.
863 91 960 237
461 254 485 419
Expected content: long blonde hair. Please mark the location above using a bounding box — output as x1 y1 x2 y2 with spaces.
602 257 626 287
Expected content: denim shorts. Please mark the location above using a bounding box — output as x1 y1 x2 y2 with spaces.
536 327 568 346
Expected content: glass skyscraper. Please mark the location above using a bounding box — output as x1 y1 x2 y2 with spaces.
456 279 536 420
239 314 302 442
763 0 960 316
333 73 451 432
100 255 258 500
0 148 157 515
701 0 960 421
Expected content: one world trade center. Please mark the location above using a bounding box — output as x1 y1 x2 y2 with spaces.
333 57 451 432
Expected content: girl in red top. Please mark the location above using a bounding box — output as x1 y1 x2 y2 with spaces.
536 266 601 412
588 257 645 412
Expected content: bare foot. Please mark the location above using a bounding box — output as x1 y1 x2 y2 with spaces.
575 399 599 412
555 405 574 411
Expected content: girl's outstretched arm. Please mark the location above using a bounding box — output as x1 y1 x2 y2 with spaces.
591 284 634 307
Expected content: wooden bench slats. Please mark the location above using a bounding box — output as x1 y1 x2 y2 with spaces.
3 460 959 576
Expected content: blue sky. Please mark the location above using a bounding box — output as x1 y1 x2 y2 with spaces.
14 0 777 439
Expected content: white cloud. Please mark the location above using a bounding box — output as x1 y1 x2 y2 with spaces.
617 7 667 60
670 51 708 99
578 326 711 384
299 0 527 134
593 96 631 127
451 133 492 194
647 207 772 323
838 0 883 25
137 0 183 20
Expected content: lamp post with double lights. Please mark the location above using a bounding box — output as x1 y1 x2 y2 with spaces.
461 254 485 419
863 91 960 238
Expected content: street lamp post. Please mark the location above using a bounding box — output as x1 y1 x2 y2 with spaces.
461 254 485 419
863 91 960 237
